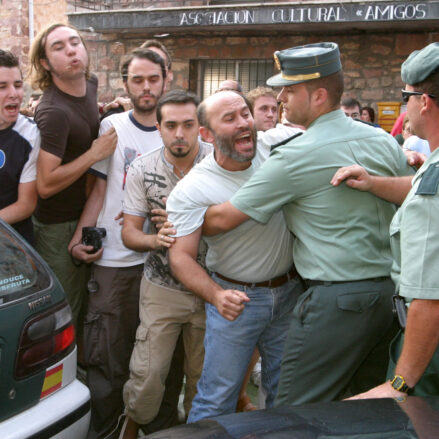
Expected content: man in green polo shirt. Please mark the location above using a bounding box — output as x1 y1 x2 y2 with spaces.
203 42 414 405
332 42 439 399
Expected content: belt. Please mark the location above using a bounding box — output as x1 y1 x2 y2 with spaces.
303 276 390 289
215 266 298 288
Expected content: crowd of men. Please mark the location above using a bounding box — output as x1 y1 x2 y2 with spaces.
1 21 438 439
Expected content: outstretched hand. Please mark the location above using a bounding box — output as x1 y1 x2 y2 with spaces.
331 165 373 191
345 381 407 401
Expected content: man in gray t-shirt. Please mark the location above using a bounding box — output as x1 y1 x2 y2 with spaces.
167 91 303 422
120 90 210 439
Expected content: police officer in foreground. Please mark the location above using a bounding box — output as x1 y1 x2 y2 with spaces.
202 42 414 405
332 42 439 398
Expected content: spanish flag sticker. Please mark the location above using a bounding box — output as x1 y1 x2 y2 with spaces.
40 364 63 399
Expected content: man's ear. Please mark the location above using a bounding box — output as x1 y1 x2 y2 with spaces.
200 126 214 143
156 122 161 135
420 93 434 116
312 87 328 106
40 58 49 72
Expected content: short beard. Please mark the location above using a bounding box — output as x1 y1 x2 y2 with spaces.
128 83 164 115
214 126 257 163
167 140 191 158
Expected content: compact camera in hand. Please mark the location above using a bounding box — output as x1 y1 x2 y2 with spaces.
82 227 107 253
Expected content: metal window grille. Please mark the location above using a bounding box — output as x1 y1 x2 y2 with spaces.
194 59 275 99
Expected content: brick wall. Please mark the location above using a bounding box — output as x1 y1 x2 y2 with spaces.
0 0 29 66
2 0 436 113
1 0 68 99
85 30 436 110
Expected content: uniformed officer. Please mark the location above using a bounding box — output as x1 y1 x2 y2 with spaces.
332 42 439 399
202 42 414 405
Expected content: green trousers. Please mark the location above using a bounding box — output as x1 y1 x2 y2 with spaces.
275 278 398 406
33 217 89 333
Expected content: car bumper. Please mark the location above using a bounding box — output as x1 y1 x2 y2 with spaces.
0 379 90 439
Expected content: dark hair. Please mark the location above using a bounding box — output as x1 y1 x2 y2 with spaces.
121 48 166 82
361 106 375 122
140 39 172 69
305 70 345 109
341 96 361 111
29 23 89 91
197 99 209 128
0 49 19 69
413 67 439 108
156 89 200 124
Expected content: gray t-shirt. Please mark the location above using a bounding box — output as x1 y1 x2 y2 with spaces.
123 143 211 291
167 127 300 283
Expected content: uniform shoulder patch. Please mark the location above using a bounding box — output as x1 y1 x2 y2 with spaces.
415 162 439 195
270 132 303 153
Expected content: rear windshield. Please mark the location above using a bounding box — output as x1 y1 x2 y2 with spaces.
0 225 50 305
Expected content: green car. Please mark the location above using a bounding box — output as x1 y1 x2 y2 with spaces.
0 219 90 438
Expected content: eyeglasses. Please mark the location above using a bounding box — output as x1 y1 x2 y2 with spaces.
401 89 436 103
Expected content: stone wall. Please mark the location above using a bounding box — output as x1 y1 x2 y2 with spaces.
1 0 436 114
1 0 68 98
85 29 436 110
0 0 29 65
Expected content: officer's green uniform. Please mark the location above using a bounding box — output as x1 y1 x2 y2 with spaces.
230 43 414 405
386 42 439 396
387 149 439 395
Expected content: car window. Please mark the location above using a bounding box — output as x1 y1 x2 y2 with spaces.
0 226 50 305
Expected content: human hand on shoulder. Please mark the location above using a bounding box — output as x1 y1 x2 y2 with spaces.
102 97 132 114
330 165 373 191
212 289 250 321
404 150 427 169
89 127 117 163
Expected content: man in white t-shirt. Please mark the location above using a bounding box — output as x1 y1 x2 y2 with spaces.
167 91 303 422
0 49 40 244
68 48 170 439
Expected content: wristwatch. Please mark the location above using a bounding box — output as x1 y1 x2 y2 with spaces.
390 375 413 394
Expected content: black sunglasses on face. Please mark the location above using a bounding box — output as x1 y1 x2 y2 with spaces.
401 89 436 103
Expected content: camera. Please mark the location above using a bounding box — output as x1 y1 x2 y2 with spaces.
82 227 107 253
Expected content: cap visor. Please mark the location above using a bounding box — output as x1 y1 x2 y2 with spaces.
266 72 304 87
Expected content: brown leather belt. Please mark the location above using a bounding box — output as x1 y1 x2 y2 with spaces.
215 266 298 288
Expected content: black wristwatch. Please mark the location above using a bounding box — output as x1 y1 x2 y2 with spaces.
390 375 413 394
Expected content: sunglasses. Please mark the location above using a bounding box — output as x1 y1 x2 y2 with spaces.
401 89 436 103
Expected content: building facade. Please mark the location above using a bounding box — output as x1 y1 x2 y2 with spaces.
3 1 439 118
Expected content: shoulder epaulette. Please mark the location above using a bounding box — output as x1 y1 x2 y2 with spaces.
270 132 303 153
415 162 439 195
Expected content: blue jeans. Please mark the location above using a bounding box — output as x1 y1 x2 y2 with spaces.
187 274 303 423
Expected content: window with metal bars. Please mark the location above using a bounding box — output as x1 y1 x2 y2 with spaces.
192 59 275 99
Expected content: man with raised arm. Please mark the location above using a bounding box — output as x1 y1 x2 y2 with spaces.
202 43 414 406
332 42 439 398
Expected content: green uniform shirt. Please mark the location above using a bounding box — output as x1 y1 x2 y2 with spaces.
390 147 439 300
231 110 413 281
